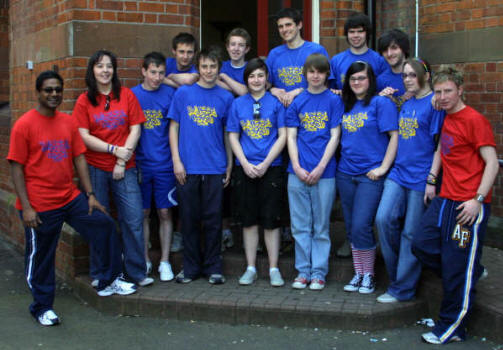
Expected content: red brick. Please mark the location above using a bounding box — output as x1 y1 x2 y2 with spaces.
96 0 123 10
165 4 178 13
158 14 183 24
117 12 143 22
138 2 164 12
144 13 157 23
124 1 137 11
73 9 101 20
102 11 116 21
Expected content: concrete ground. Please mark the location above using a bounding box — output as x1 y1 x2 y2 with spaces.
1 237 501 350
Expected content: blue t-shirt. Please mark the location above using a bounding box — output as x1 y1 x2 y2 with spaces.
220 60 246 85
330 48 390 90
377 70 405 97
167 84 234 174
165 57 197 75
285 89 343 178
266 41 329 91
227 92 285 167
131 84 176 171
388 93 445 191
339 95 398 175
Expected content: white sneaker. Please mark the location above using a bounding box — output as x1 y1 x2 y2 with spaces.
358 273 375 294
37 310 60 326
269 269 284 287
239 268 257 285
170 231 183 252
377 292 398 303
158 261 174 282
91 279 99 288
421 332 462 344
138 277 154 287
97 277 137 297
343 273 362 292
309 278 325 291
146 261 152 275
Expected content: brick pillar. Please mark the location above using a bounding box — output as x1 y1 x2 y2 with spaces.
4 0 200 278
0 0 7 104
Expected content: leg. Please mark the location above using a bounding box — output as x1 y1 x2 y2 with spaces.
111 167 146 283
336 172 357 245
264 228 280 269
143 209 151 268
64 193 121 290
22 209 64 318
375 179 406 289
176 175 202 279
243 225 259 267
389 188 425 300
139 168 154 268
310 177 335 281
158 208 173 263
201 174 224 276
287 173 312 280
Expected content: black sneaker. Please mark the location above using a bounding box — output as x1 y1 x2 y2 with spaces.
208 274 226 284
175 270 193 284
358 273 375 294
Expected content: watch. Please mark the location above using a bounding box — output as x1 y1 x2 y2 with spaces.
474 194 485 203
86 191 96 197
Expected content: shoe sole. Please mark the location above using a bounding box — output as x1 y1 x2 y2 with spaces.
292 284 307 289
271 281 285 287
343 286 359 292
160 276 174 282
358 288 375 294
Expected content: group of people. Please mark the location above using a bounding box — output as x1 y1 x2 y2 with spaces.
7 7 499 346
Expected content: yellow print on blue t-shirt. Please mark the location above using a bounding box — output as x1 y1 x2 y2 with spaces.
278 66 303 86
399 116 418 139
342 112 368 132
300 111 328 132
187 106 218 126
240 119 272 139
143 109 163 130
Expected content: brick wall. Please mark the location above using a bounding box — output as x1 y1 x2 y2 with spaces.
0 0 8 103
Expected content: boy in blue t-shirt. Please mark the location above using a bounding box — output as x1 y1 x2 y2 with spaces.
218 27 251 96
266 8 330 107
132 52 177 283
330 13 389 91
168 48 234 285
163 32 199 88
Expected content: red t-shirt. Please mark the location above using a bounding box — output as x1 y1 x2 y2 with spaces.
7 109 86 211
73 87 146 171
439 106 496 203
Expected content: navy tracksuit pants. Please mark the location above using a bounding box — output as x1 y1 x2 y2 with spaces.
412 196 489 343
23 193 121 318
176 174 224 279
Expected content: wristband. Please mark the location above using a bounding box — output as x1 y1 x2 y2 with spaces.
86 191 96 197
428 172 437 178
426 178 437 186
116 162 126 168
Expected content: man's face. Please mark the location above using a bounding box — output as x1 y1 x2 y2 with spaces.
347 27 367 49
142 63 166 91
173 43 195 71
38 78 63 111
434 80 463 114
306 67 328 90
226 36 250 62
277 17 302 43
198 57 219 86
382 42 405 69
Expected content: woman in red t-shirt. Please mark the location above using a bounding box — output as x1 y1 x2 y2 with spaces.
73 50 152 287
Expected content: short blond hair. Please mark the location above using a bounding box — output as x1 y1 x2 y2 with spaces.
432 65 464 88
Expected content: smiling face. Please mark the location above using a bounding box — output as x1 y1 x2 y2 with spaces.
37 78 63 113
349 69 370 99
402 63 420 94
142 63 166 91
306 67 328 91
347 27 367 50
93 55 113 88
247 68 267 95
226 35 249 63
173 43 196 71
197 57 219 87
382 42 405 70
277 17 302 43
434 80 464 114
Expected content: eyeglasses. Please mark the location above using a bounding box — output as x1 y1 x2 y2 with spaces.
402 72 417 79
42 87 63 93
104 95 111 111
349 76 368 82
253 102 261 120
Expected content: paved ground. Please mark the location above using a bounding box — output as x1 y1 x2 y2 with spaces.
1 237 501 350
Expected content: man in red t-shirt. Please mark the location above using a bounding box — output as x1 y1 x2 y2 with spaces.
7 71 137 327
412 66 499 344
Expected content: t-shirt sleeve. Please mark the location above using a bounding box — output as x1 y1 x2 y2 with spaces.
329 57 339 90
470 114 496 149
265 55 274 85
377 55 390 76
6 121 28 165
277 102 286 128
285 101 300 128
71 121 87 157
72 94 91 129
167 89 182 123
222 93 234 126
126 89 146 125
226 101 240 132
377 96 399 133
429 108 445 136
330 95 344 128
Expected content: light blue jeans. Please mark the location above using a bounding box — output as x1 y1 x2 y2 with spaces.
88 165 146 283
287 174 335 281
376 178 425 300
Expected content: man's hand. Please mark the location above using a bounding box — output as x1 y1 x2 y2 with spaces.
88 195 108 216
379 87 398 97
22 207 42 228
424 184 437 205
112 163 125 180
115 146 133 161
173 160 187 185
305 165 325 185
242 161 259 179
254 162 269 178
293 165 309 183
224 166 232 188
456 199 481 226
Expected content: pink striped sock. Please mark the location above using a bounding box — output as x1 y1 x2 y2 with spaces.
360 248 376 275
351 248 364 275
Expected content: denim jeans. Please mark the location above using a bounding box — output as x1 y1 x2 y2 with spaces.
336 172 384 250
88 165 146 283
375 179 425 300
287 174 335 281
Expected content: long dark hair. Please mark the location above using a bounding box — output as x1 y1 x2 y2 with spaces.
85 50 121 106
342 61 376 112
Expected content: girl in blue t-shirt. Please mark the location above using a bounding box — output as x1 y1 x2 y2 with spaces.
227 58 287 287
375 58 444 303
286 54 343 291
338 61 399 294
